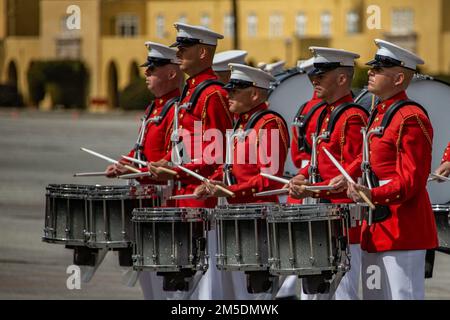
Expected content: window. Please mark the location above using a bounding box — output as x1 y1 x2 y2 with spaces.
116 14 139 37
269 13 283 38
346 10 360 34
247 13 257 37
320 11 332 36
295 12 307 36
201 13 211 29
224 13 234 37
392 9 414 34
156 14 165 38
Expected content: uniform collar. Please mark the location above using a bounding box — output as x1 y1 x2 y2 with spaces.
154 88 181 109
377 90 408 114
237 102 268 126
186 67 217 88
326 93 353 111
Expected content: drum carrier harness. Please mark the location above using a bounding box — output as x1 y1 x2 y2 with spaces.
292 100 327 154
223 109 289 186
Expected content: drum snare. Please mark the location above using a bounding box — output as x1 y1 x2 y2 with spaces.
43 184 93 246
267 204 350 276
131 207 208 272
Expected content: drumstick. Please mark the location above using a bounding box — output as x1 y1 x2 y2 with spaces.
73 172 107 177
255 189 289 197
81 148 141 174
169 194 199 200
260 173 290 184
122 155 178 176
118 172 153 179
177 165 235 197
429 173 450 182
322 147 376 210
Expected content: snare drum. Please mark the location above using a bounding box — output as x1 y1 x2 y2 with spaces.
214 203 274 271
86 185 163 249
43 184 93 246
267 204 350 276
432 204 450 252
132 207 208 273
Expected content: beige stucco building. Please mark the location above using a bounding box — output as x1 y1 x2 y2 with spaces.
1 0 449 109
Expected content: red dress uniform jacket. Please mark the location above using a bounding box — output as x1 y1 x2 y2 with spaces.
349 91 438 253
126 89 179 163
442 142 450 163
288 92 325 204
164 68 233 208
209 102 290 204
299 94 368 244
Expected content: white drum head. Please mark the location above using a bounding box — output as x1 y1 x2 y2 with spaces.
268 69 314 176
407 76 450 204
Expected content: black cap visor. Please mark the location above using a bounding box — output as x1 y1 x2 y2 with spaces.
366 54 403 68
223 79 254 91
140 57 172 68
170 37 202 48
308 62 342 76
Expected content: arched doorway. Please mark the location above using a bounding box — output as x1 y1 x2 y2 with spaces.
107 61 119 108
129 60 140 84
7 60 18 88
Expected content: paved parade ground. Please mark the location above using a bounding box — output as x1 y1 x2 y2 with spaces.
0 109 449 300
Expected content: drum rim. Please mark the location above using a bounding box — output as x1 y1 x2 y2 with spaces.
432 204 450 211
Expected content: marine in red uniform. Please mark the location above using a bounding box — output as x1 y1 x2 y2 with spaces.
147 23 233 210
104 42 183 301
193 63 289 203
288 47 368 300
145 23 234 301
288 57 325 204
347 39 438 300
105 42 181 179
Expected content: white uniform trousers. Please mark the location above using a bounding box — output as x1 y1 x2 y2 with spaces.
275 276 299 299
300 244 361 300
139 271 167 300
361 249 426 300
334 243 361 300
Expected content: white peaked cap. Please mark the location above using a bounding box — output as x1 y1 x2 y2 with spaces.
367 39 424 70
141 42 179 67
264 60 286 76
213 50 248 72
297 57 315 73
225 63 276 90
310 47 360 67
171 22 224 47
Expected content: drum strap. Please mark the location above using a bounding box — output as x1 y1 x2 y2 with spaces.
224 109 289 186
293 101 327 154
143 102 155 121
135 98 179 161
178 79 224 112
367 99 429 131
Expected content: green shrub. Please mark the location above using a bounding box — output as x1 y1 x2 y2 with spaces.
353 64 369 89
119 77 154 110
27 60 89 109
0 84 24 107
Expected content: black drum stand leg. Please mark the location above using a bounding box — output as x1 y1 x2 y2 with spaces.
158 270 196 291
118 247 133 267
246 271 274 294
73 247 98 266
301 274 331 295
